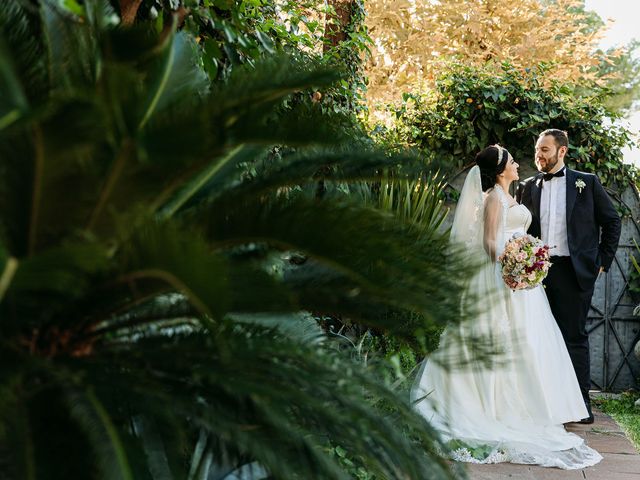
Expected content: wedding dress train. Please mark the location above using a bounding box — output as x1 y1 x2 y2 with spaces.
411 168 602 469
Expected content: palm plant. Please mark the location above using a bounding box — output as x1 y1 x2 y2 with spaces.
0 1 471 478
346 174 450 371
363 174 450 234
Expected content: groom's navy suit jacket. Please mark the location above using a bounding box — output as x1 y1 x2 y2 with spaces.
517 168 621 291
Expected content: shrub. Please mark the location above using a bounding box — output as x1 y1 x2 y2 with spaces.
395 63 637 188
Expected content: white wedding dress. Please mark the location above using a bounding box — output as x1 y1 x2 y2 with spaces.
411 167 602 469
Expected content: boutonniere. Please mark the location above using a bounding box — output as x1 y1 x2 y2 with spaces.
575 178 586 193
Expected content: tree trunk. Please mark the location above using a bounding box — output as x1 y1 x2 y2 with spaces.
119 0 143 26
323 0 353 52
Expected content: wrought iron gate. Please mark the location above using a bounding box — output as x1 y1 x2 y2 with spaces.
587 185 640 392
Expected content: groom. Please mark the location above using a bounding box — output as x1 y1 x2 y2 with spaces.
517 129 621 424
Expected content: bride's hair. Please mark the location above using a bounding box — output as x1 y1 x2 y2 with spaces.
475 145 509 192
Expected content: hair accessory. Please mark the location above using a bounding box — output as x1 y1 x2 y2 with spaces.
494 144 505 165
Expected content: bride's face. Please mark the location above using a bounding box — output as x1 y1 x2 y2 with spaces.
501 155 519 183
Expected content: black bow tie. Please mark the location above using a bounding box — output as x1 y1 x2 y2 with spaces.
542 169 565 182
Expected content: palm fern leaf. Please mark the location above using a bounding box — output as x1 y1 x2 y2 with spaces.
65 387 135 480
0 3 474 478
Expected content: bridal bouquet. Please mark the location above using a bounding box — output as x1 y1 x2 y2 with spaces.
498 234 552 290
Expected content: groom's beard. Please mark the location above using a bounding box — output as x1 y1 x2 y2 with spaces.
537 152 559 173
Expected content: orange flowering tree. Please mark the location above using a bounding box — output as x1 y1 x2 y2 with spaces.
365 0 622 118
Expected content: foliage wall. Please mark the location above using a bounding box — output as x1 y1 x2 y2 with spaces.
393 63 636 189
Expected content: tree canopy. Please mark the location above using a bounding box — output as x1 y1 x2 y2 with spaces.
365 0 629 117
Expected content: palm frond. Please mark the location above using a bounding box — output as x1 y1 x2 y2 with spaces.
183 146 429 209
157 144 269 219
116 221 231 319
40 1 101 93
0 242 17 302
227 311 325 345
210 53 339 116
0 5 472 478
371 172 450 235
65 387 134 480
1 242 110 331
0 369 35 480
0 38 29 130
0 1 47 111
198 196 470 331
129 416 174 480
67 326 458 480
137 29 208 131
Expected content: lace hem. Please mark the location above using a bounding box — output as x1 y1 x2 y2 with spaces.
449 441 602 470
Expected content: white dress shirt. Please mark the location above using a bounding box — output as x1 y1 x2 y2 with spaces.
540 170 570 256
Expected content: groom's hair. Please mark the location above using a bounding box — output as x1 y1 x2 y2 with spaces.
539 129 569 149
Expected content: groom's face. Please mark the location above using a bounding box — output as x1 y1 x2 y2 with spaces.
534 135 566 173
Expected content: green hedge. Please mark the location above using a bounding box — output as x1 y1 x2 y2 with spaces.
394 63 637 189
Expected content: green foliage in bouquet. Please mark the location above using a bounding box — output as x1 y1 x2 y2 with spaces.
0 1 472 478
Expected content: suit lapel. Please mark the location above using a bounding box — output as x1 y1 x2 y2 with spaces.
566 168 577 223
532 173 543 220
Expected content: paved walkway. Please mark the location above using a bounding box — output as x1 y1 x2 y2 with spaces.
466 409 640 479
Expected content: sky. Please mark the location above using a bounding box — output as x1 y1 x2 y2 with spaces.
584 0 640 166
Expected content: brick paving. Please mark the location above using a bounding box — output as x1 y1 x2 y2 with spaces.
465 409 640 479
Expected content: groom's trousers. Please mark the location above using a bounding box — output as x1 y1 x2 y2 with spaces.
543 256 594 413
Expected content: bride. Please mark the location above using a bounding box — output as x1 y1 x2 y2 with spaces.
411 145 602 469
